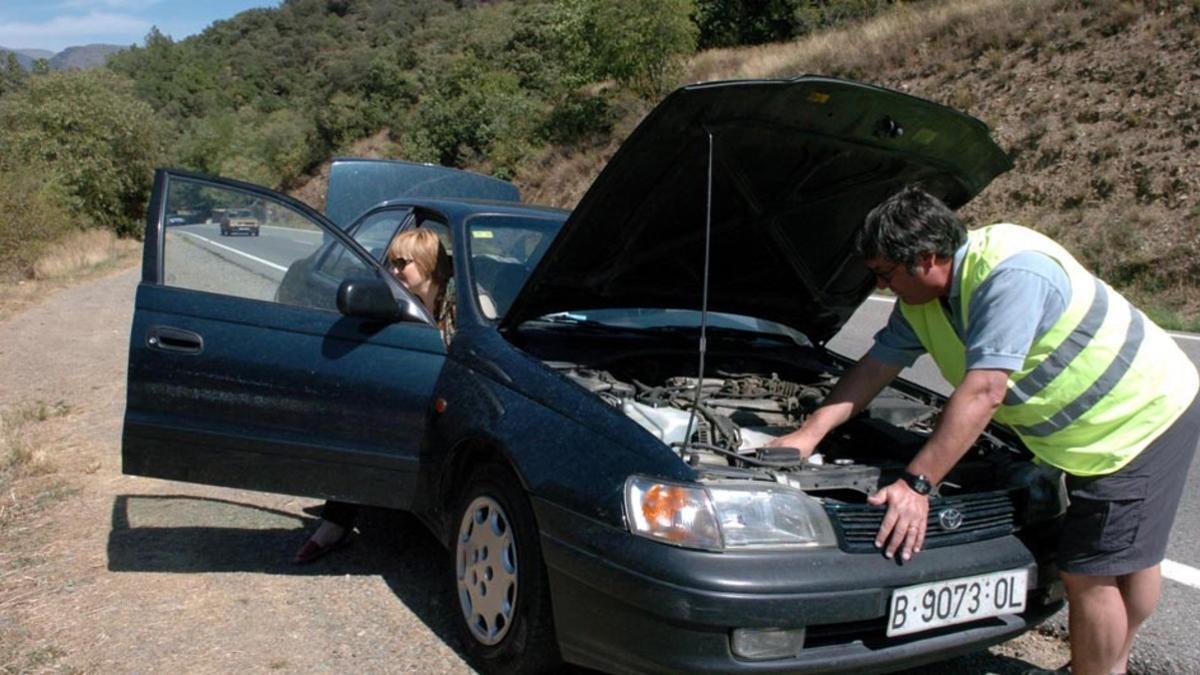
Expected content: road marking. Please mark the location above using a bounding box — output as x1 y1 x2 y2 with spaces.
260 224 321 237
179 231 288 272
1162 559 1200 590
866 295 1200 342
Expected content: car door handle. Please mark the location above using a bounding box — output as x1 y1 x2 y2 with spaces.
147 325 204 355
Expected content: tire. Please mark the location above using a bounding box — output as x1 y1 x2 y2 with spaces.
451 463 559 674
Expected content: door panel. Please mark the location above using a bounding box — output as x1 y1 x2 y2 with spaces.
123 170 444 509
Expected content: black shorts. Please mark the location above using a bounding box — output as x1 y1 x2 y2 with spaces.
1058 393 1200 576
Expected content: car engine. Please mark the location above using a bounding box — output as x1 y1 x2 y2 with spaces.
550 360 1033 502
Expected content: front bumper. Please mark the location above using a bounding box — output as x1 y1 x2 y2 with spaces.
534 498 1062 674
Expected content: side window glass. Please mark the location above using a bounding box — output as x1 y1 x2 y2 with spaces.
162 176 376 312
351 208 412 263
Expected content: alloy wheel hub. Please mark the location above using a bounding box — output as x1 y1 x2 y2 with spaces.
456 495 518 645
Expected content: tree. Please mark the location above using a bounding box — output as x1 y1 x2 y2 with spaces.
554 0 698 97
693 0 897 48
694 0 805 48
0 70 167 236
0 53 28 96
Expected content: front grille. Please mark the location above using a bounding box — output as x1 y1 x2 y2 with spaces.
825 490 1015 553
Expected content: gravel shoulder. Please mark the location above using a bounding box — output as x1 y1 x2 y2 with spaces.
0 264 1071 674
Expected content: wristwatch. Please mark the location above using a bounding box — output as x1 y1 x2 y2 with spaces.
899 471 934 496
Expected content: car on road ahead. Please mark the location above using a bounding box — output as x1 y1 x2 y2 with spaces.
123 77 1066 674
219 208 260 236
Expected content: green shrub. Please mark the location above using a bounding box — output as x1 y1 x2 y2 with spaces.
0 70 166 238
402 56 542 177
0 165 74 280
553 0 698 96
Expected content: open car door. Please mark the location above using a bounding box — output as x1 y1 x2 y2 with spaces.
122 170 445 509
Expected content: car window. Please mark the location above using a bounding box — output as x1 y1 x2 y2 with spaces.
349 208 413 262
161 175 376 312
466 214 562 320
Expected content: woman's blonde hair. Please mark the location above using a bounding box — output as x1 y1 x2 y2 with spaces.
387 228 451 288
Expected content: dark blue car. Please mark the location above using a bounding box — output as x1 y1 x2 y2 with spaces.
123 77 1065 674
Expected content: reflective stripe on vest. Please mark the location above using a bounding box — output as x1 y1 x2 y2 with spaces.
899 224 1198 476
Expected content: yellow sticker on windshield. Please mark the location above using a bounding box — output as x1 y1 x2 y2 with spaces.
472 230 494 239
807 91 830 104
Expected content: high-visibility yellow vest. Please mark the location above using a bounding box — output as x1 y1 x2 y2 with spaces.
900 223 1198 476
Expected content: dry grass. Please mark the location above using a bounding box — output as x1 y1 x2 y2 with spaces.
0 229 140 322
685 0 1050 83
648 0 1200 329
0 399 71 528
30 229 139 281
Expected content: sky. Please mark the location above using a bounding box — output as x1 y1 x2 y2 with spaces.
0 0 278 53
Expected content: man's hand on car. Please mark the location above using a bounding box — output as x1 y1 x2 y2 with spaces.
765 428 819 457
869 480 929 561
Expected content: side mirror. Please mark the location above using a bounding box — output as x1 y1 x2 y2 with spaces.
337 278 407 322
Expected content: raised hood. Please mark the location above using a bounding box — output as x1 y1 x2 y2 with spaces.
502 77 1011 344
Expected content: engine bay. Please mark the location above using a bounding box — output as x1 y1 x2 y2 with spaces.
548 354 1032 503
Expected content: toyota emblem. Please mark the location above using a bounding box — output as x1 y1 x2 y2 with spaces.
937 508 964 531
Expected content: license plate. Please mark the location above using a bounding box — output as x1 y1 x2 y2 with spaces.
887 568 1027 637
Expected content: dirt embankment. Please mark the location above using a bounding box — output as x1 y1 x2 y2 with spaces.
529 1 1200 326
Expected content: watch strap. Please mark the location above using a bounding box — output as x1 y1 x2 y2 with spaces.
900 471 933 495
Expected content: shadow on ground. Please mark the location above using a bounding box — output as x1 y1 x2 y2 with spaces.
106 494 1056 675
106 494 469 664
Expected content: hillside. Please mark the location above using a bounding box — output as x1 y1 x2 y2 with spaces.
513 0 1200 327
0 44 124 71
48 44 125 71
0 48 53 69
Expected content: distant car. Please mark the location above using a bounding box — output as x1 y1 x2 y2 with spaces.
166 215 186 226
123 77 1066 674
219 208 259 236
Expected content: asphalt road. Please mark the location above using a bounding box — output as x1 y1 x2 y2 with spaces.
169 221 326 280
829 296 1200 673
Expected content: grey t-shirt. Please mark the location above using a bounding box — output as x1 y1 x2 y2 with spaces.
869 245 1072 372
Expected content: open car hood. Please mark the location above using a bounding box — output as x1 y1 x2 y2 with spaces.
501 77 1011 344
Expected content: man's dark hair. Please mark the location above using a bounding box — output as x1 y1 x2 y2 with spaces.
857 186 966 271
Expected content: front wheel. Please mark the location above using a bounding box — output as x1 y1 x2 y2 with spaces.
452 463 559 674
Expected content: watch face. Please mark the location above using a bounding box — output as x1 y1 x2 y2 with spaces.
904 472 932 494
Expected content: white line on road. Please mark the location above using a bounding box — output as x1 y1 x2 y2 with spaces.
179 231 288 272
866 295 1200 342
1162 559 1200 590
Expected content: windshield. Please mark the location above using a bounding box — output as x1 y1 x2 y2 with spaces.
467 214 562 319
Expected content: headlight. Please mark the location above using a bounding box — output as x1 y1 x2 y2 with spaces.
625 477 722 550
625 476 836 551
708 484 836 549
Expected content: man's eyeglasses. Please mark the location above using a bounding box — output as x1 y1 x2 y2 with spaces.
869 262 901 285
390 256 412 272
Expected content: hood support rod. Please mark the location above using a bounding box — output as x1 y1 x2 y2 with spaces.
682 128 716 459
